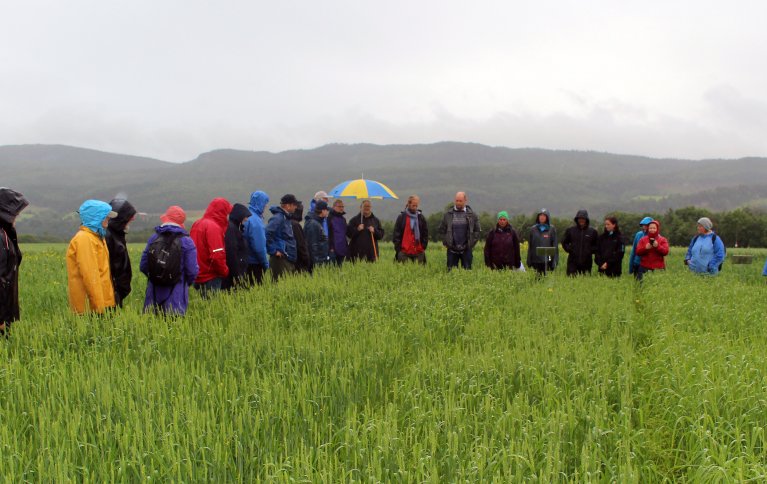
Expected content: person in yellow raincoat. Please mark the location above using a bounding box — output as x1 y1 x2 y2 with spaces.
66 200 118 314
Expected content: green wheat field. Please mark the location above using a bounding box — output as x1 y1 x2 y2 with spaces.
2 244 767 481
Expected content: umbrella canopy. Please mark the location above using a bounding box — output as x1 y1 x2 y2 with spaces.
328 178 398 200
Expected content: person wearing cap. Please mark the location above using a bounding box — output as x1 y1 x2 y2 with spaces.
310 190 330 238
347 199 384 262
266 194 299 281
562 209 598 276
222 203 251 290
66 200 118 314
685 217 725 275
629 216 653 278
438 191 481 270
328 199 349 266
484 211 522 270
393 195 429 264
139 206 199 315
243 191 270 285
0 187 29 337
635 219 669 280
305 200 331 267
105 198 137 307
527 209 558 274
290 201 312 274
190 198 233 297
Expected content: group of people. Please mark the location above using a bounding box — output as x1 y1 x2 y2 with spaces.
0 185 750 334
64 190 396 318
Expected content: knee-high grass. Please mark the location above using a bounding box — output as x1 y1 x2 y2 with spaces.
2 244 766 481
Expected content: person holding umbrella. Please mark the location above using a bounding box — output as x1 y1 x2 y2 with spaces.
347 199 384 262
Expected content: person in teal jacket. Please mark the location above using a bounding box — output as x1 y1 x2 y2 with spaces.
629 216 653 278
684 217 725 275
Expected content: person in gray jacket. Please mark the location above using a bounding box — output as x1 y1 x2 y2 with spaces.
438 191 482 270
527 209 559 274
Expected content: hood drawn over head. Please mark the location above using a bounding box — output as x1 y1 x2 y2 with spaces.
229 203 250 226
108 199 137 232
79 200 114 235
248 191 269 217
648 220 661 234
536 208 551 225
639 216 653 226
0 187 29 225
574 209 590 226
203 198 233 228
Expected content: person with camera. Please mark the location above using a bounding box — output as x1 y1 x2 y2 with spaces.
634 220 669 281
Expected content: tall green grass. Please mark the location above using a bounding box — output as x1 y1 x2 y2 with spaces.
2 244 766 481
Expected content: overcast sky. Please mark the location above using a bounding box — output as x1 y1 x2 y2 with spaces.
2 1 766 161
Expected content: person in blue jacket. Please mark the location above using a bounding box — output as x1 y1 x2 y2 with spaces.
243 191 269 285
629 216 653 278
684 217 725 275
266 194 299 281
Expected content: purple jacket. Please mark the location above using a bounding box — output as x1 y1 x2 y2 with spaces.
328 210 349 257
139 224 199 315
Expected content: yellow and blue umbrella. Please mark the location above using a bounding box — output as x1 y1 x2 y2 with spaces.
328 178 399 200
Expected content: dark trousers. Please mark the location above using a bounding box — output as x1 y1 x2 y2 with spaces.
194 277 222 299
635 266 655 282
270 256 296 282
246 264 266 285
331 253 346 267
566 262 593 276
447 249 472 270
397 251 426 264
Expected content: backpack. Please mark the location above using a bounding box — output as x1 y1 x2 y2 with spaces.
147 232 183 286
692 233 725 271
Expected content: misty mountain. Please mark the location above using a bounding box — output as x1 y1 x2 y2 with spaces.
3 142 766 239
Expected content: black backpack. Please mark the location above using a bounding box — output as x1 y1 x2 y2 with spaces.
147 232 183 286
691 233 725 271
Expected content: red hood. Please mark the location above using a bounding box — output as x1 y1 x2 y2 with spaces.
648 219 661 235
204 198 233 229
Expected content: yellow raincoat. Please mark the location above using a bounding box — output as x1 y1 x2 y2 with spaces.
66 227 115 314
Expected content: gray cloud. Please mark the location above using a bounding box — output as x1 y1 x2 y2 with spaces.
2 1 767 160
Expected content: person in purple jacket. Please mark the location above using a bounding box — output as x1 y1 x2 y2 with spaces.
327 199 349 266
140 206 199 316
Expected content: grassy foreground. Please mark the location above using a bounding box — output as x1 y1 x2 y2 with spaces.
2 244 767 481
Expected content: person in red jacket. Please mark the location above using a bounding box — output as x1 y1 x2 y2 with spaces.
190 198 232 298
634 219 669 281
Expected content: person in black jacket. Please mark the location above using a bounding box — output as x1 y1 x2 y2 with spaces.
393 195 429 264
291 201 312 274
347 200 384 262
561 209 598 276
304 200 331 267
484 211 522 270
106 198 137 307
595 216 626 277
0 187 29 338
223 203 251 290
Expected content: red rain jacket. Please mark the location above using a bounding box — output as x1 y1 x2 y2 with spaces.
635 220 669 270
190 198 232 283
